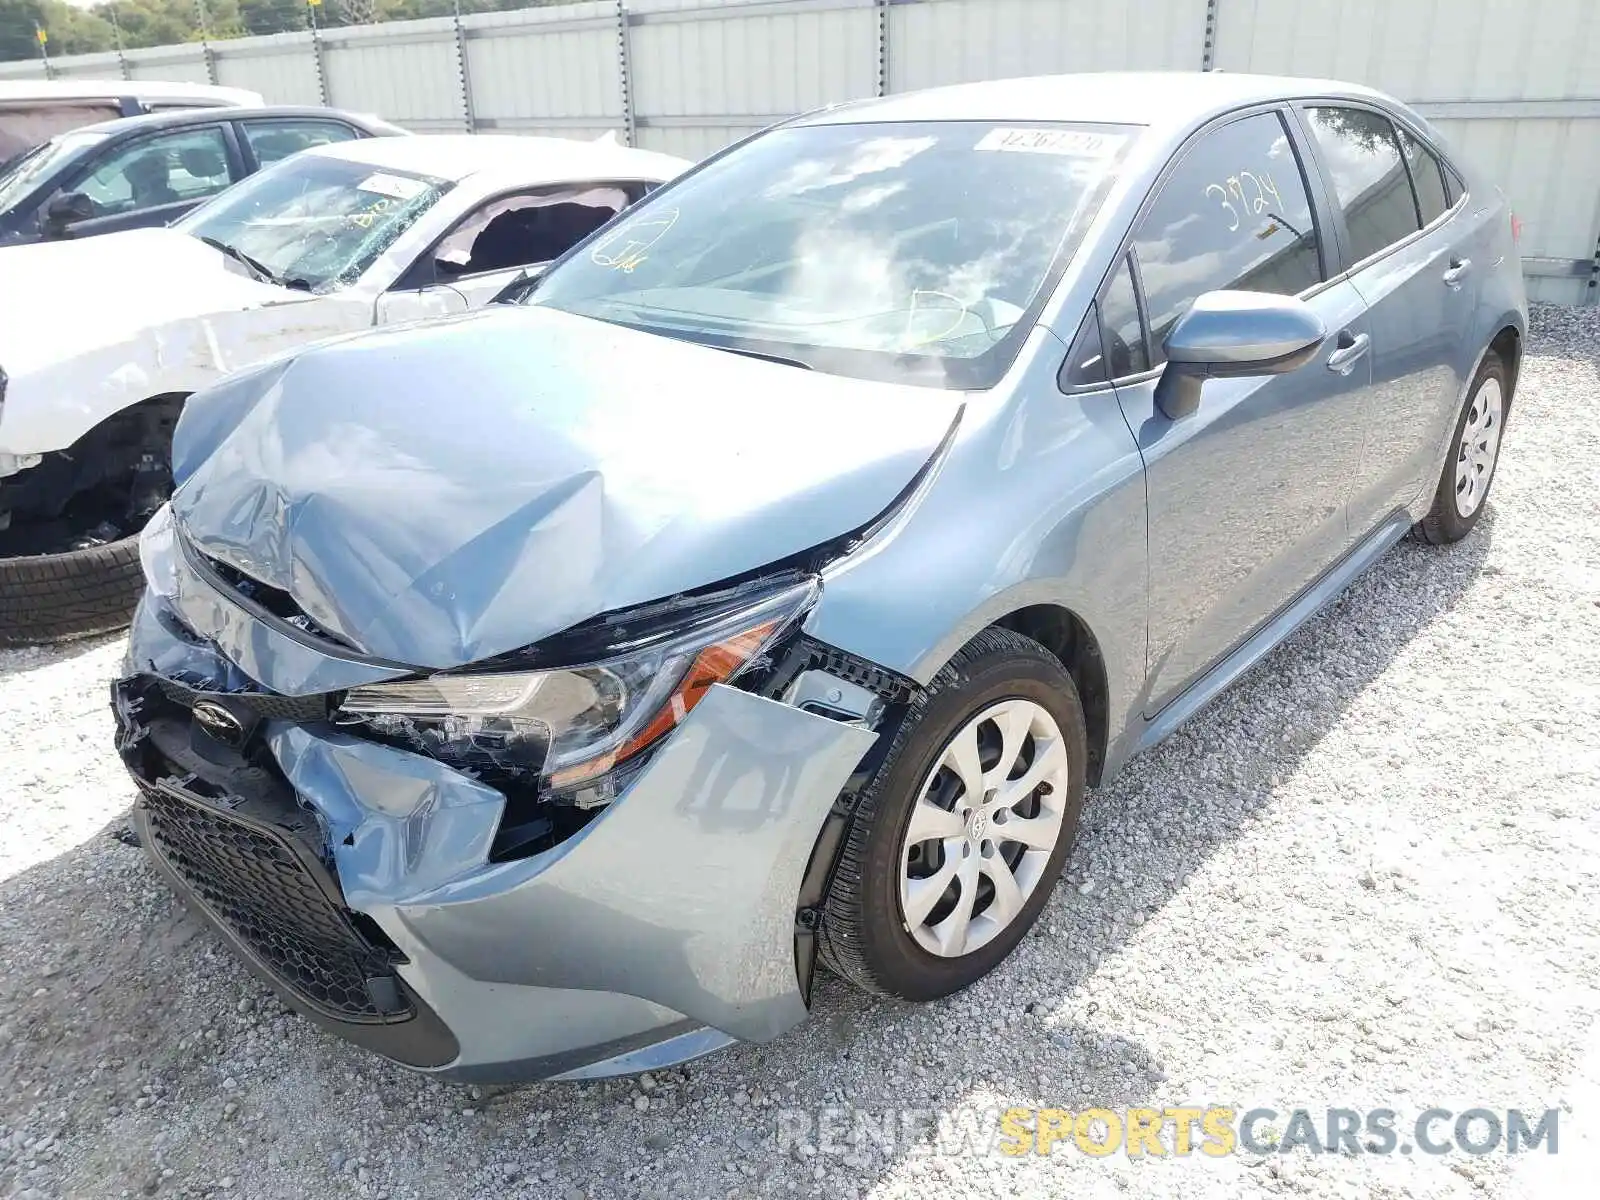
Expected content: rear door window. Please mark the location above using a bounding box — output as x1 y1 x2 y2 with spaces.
1304 106 1421 264
241 119 360 167
1131 110 1322 367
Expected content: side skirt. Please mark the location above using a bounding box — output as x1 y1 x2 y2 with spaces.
1132 510 1413 757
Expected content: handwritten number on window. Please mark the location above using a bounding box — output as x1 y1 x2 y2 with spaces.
1205 168 1287 233
1205 183 1239 232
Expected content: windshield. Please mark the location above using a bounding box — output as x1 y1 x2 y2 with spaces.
530 120 1134 388
176 153 452 292
0 129 108 213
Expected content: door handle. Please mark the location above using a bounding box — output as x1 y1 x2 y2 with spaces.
1443 258 1473 289
1325 331 1371 375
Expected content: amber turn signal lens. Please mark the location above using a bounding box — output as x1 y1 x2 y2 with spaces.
547 618 781 788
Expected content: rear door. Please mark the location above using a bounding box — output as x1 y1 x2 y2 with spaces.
235 117 364 172
47 123 244 239
1296 104 1483 530
1104 107 1377 715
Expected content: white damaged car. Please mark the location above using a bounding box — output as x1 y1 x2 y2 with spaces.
0 133 688 645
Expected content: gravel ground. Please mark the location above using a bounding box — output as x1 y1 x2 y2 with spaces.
2 306 1598 1200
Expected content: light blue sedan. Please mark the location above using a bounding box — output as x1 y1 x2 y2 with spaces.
112 72 1526 1082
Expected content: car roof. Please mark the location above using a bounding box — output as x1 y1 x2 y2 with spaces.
68 105 388 140
0 80 262 106
303 132 691 184
801 71 1396 134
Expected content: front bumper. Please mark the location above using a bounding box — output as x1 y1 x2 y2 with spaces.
114 592 878 1082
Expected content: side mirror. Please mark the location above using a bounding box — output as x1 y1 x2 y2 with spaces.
490 265 547 306
1154 290 1327 420
43 191 95 235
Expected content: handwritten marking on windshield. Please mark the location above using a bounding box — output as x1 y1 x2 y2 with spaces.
590 208 680 272
903 290 973 349
349 195 394 230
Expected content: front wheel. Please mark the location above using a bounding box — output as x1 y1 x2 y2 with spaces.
818 628 1088 1001
1413 354 1509 545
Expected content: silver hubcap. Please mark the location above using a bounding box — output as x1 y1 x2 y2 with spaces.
897 699 1070 958
1455 377 1503 518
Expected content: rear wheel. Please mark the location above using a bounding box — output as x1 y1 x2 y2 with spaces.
818 629 1088 1000
1413 355 1508 545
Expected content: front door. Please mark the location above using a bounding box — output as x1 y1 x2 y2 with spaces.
1101 108 1376 715
48 125 239 239
380 183 638 322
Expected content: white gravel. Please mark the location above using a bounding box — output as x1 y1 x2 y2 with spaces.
2 305 1599 1200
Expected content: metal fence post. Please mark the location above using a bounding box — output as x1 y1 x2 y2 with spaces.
34 25 53 80
195 0 220 84
110 7 132 80
876 0 891 96
308 0 330 106
453 0 476 133
1588 231 1599 305
615 0 637 146
1202 0 1220 70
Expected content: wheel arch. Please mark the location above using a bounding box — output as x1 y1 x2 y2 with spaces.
1487 323 1521 407
987 603 1112 787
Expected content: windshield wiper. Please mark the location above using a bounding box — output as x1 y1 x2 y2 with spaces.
197 236 283 287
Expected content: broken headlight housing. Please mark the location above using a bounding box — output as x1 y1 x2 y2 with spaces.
334 576 819 807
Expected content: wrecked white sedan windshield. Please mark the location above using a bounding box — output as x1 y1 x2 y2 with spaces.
530 120 1134 388
176 155 451 292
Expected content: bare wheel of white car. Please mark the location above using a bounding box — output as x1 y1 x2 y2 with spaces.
818 628 1088 1000
1414 352 1510 545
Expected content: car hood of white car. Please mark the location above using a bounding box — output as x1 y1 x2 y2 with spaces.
0 227 291 376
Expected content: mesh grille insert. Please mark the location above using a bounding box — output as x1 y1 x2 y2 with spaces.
141 786 405 1023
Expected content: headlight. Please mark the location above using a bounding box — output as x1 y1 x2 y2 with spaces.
335 576 819 799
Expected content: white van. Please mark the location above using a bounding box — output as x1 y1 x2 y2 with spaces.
0 80 263 165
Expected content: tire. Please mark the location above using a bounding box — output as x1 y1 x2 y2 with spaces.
1413 353 1510 546
0 535 144 647
818 627 1088 1001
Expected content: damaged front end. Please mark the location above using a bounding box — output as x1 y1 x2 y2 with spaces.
114 504 917 1079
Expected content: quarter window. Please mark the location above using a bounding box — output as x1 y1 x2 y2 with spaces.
1305 106 1420 264
1099 254 1148 377
1132 111 1321 368
1060 306 1108 387
1396 126 1450 226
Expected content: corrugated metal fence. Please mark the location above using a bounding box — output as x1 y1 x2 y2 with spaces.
4 0 1596 302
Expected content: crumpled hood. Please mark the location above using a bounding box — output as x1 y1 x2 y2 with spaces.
171 305 963 670
0 228 285 375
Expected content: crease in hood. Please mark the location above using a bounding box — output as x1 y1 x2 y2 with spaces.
171 305 964 671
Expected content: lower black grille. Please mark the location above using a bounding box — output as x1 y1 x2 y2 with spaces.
141 784 407 1023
